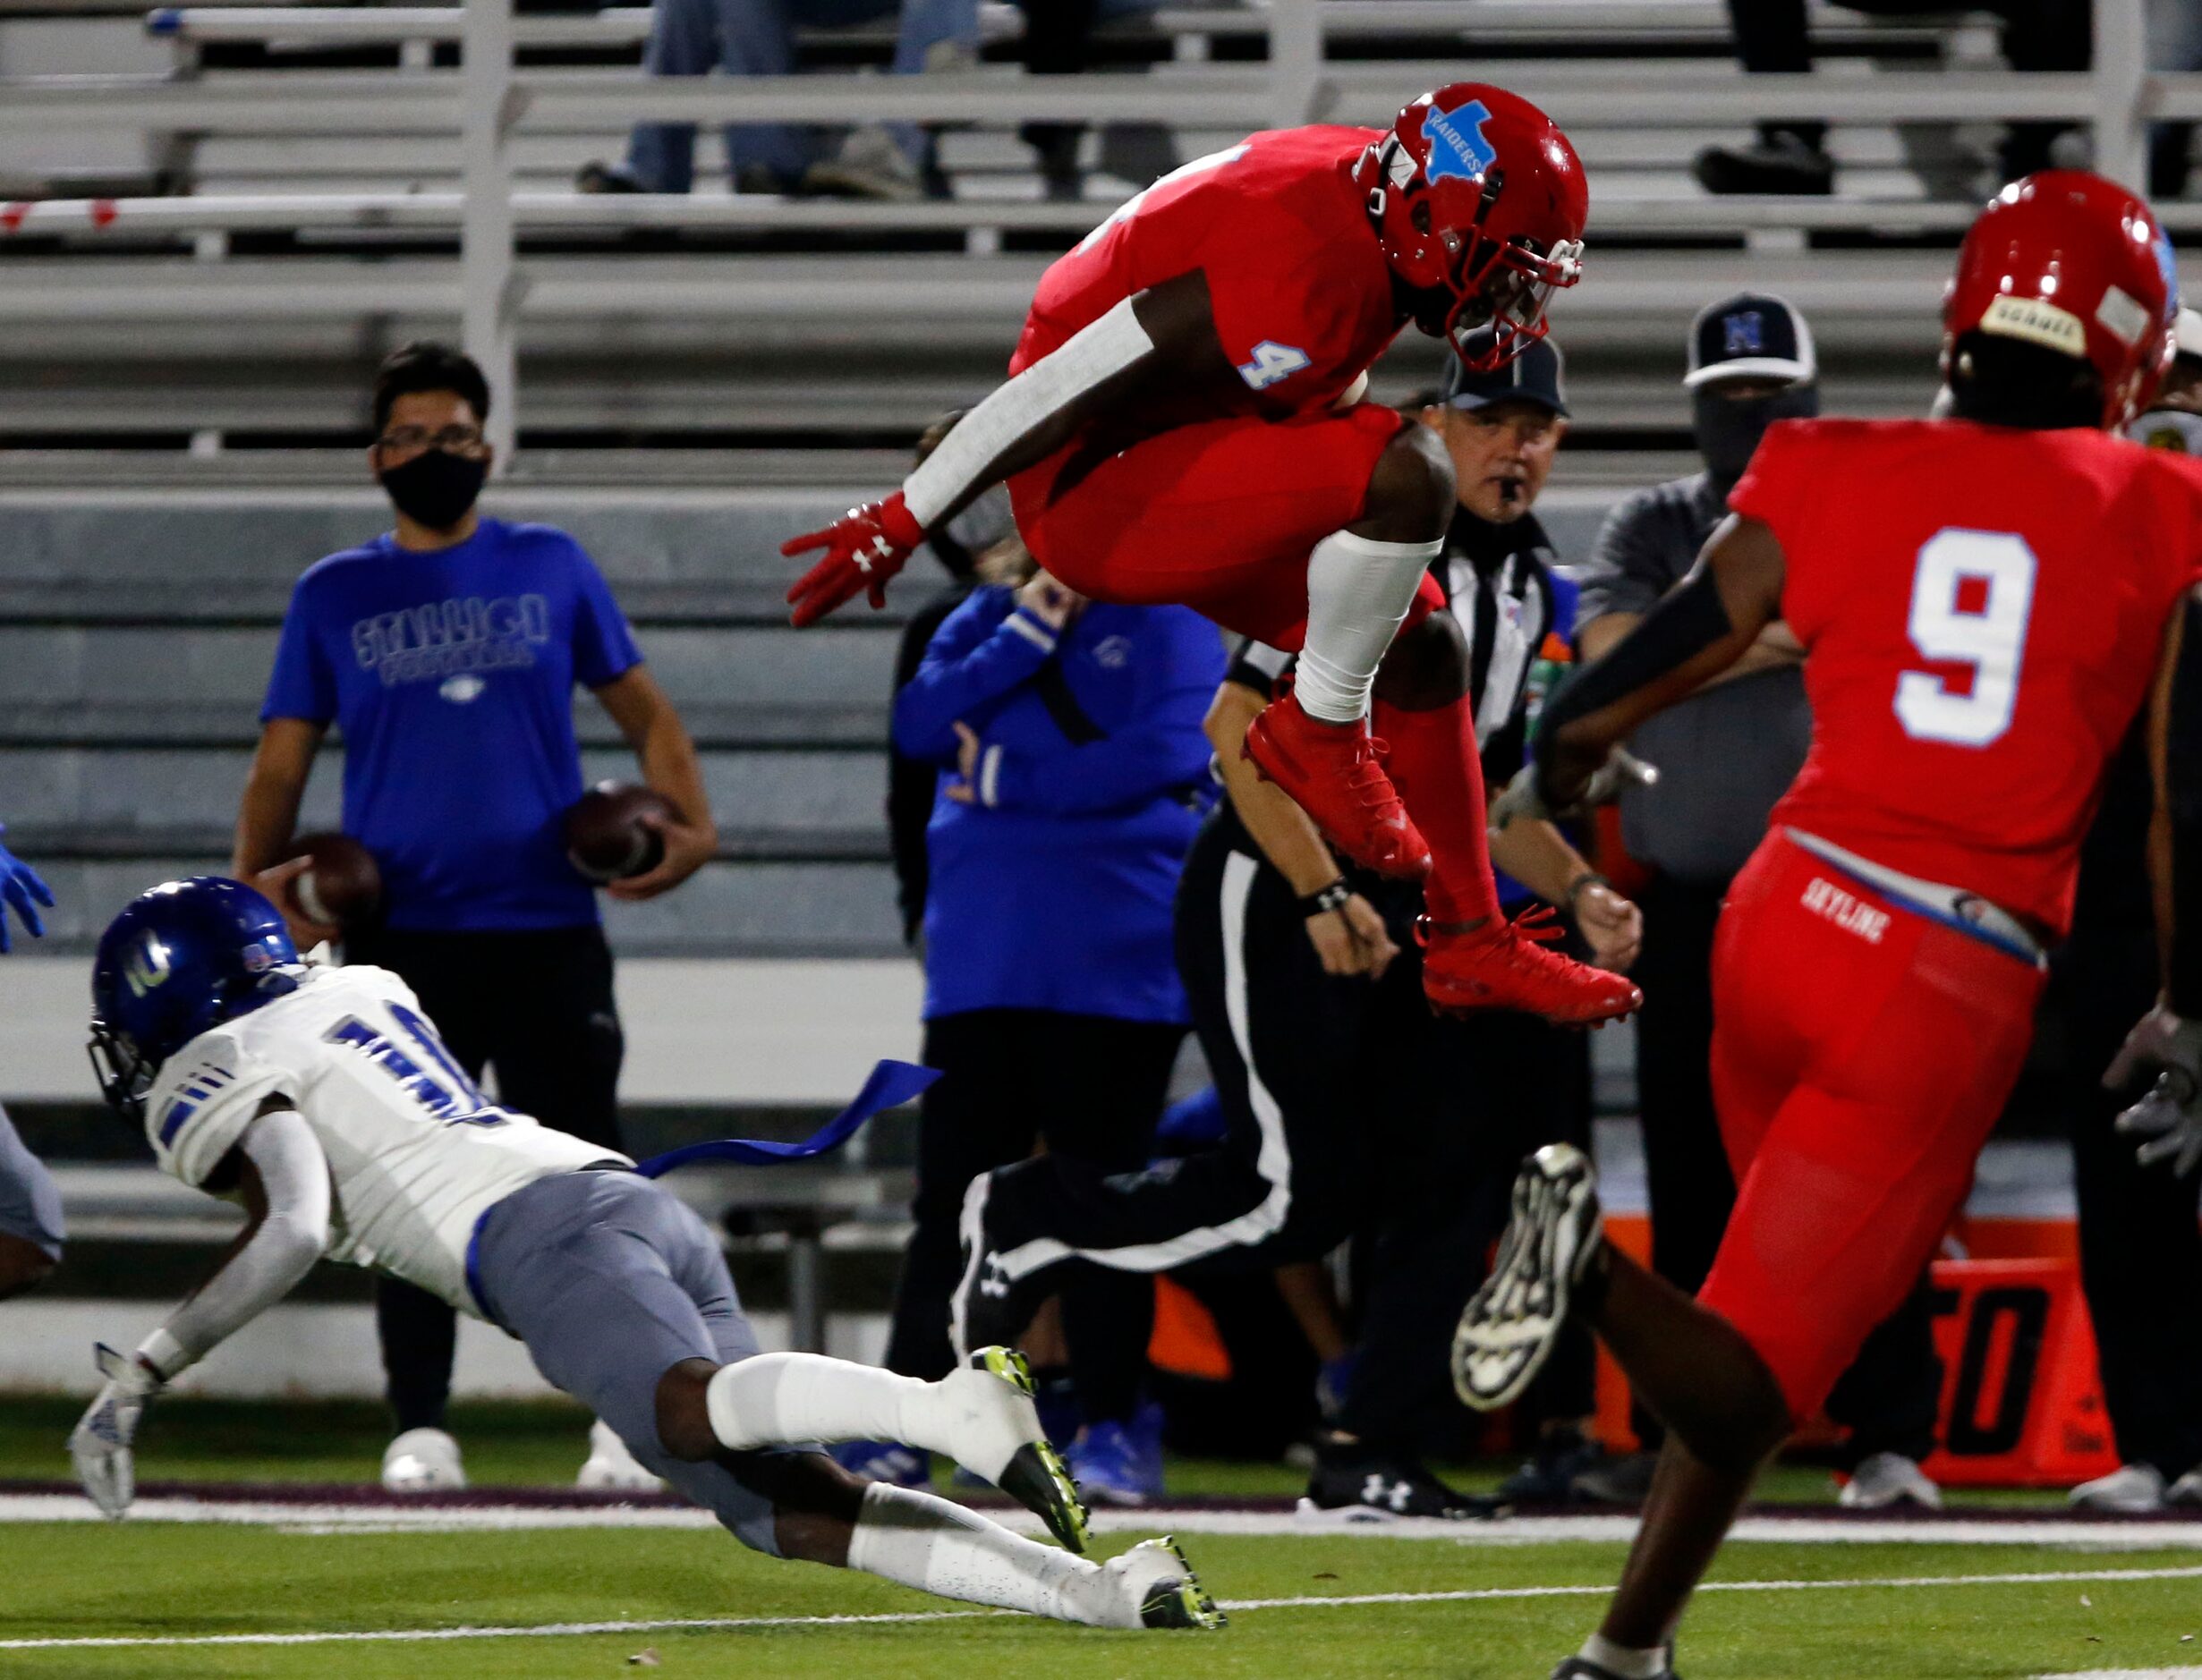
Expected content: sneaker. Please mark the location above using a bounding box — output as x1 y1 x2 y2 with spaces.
948 1173 1050 1364
1068 1414 1165 1507
380 1426 465 1493
1498 1430 1614 1506
1106 1536 1226 1630
943 1345 1092 1553
1299 1440 1500 1523
1691 131 1835 195
1838 1451 1942 1511
733 164 803 197
574 160 647 194
1243 685 1429 879
801 125 925 202
1571 1448 1660 1506
2070 1461 2168 1513
1552 1651 1679 1680
577 1418 664 1492
829 1439 932 1488
1454 1144 1605 1412
2168 1466 2202 1506
1422 909 1642 1025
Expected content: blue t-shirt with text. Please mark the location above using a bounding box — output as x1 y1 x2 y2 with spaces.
262 518 643 932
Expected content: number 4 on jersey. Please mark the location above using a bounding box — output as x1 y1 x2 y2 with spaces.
1894 528 2037 748
1237 342 1312 391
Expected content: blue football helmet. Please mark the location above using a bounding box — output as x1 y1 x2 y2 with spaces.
88 877 301 1122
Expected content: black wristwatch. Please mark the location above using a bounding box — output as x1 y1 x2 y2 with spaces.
1565 871 1612 908
1299 879 1353 919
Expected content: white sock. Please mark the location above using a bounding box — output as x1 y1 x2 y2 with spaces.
845 1482 1130 1626
1295 530 1445 723
707 1353 1025 1481
1580 1632 1671 1678
707 1353 935 1451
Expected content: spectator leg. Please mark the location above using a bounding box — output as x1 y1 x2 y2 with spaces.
625 0 720 193
1824 1276 1945 1470
480 926 626 1155
1989 0 2090 179
1034 1014 1185 1427
1723 0 1825 153
1016 0 1101 192
349 926 504 1437
882 1010 1039 1382
883 0 980 167
711 0 817 189
1627 873 1738 1447
2069 926 2202 1480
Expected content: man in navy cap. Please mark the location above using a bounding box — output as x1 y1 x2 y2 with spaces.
1570 292 1946 1511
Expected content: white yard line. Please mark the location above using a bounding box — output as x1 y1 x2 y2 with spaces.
4 1492 2201 1550
6 1565 2202 1652
2041 1671 2202 1678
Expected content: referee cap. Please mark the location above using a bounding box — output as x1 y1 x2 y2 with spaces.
1685 292 1816 388
1440 335 1569 417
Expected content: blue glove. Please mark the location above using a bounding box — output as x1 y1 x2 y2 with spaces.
0 825 54 954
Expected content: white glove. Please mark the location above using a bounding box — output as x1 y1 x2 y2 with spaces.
69 1344 162 1519
1488 748 1659 835
2104 1005 2202 1178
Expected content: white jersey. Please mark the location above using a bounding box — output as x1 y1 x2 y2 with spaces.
143 964 629 1312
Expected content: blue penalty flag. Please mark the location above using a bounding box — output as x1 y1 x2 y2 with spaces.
632 1058 938 1177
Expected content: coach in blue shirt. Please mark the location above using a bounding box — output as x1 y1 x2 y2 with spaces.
231 343 715 1492
850 552 1219 1493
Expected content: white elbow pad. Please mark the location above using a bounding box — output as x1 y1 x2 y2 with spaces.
902 295 1156 529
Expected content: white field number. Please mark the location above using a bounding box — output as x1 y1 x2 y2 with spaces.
1893 528 2037 747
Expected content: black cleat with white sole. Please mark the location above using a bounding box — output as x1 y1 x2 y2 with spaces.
1453 1144 1604 1413
1299 1443 1504 1523
969 1345 1092 1555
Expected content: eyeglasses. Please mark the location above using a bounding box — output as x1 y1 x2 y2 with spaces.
375 424 488 456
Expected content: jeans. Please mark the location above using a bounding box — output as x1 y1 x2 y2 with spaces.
625 0 980 191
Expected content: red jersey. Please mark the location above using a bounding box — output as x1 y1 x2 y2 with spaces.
1010 126 1401 419
1731 418 2202 937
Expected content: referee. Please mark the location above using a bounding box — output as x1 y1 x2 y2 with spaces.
952 343 1643 1518
232 342 716 1492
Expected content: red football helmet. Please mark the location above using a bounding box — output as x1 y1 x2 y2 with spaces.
1943 169 2181 428
1352 83 1589 372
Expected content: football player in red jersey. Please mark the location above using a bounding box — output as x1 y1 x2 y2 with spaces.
780 87 1638 1026
1450 172 2202 1678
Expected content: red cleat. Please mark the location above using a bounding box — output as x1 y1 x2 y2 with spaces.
1243 688 1431 880
1420 906 1642 1025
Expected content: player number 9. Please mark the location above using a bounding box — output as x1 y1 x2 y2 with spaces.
1893 528 2037 749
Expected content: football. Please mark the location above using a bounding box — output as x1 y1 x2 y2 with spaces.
565 781 681 884
280 831 382 933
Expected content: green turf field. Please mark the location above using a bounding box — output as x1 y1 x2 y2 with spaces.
1 1398 2196 1679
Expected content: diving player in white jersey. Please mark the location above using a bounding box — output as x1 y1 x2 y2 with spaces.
70 877 1221 1633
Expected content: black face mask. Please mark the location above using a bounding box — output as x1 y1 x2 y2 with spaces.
379 448 488 531
1694 382 1822 489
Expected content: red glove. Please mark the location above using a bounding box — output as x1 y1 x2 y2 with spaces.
782 492 925 628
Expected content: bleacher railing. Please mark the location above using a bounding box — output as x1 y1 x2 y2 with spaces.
0 0 2183 462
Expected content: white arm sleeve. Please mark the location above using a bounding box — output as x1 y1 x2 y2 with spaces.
136 1108 331 1381
901 295 1156 529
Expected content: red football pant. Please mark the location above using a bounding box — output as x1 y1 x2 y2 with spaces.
1010 403 1488 921
1697 831 2047 1422
1007 403 1443 650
